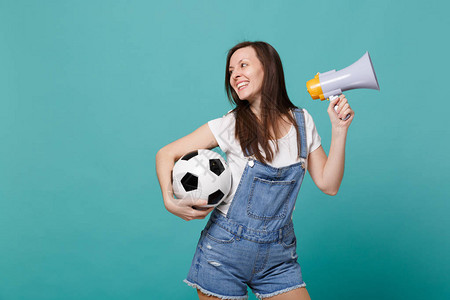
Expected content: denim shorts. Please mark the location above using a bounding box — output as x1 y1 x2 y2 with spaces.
183 211 306 300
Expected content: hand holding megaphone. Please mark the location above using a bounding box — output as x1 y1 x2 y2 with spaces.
330 95 351 121
327 94 354 126
306 51 380 121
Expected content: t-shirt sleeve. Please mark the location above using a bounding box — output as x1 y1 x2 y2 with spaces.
207 112 234 153
303 109 322 153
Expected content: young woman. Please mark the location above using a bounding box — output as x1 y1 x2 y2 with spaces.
156 41 354 300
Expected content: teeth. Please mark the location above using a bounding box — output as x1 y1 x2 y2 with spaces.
237 82 249 89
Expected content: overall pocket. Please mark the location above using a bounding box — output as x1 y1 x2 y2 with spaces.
205 223 235 244
281 230 297 249
247 177 296 220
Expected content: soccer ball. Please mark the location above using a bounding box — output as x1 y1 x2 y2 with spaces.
172 149 232 208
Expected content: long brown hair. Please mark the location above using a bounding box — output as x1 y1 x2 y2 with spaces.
225 41 300 164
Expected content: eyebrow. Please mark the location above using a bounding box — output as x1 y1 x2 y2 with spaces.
228 59 246 70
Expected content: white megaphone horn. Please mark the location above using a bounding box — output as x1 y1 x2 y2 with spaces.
306 51 380 120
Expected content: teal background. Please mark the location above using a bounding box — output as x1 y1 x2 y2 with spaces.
1 0 449 299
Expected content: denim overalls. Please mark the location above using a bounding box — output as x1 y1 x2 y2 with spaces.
184 108 308 300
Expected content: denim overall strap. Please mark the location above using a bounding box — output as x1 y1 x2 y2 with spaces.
293 108 308 160
209 108 308 243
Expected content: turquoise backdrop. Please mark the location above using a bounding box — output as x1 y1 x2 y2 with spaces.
1 0 449 299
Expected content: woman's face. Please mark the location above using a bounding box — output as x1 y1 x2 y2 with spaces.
229 46 264 104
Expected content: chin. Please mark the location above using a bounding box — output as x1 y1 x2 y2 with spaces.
238 92 250 100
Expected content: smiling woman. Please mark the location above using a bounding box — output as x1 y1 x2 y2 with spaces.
228 48 265 107
225 42 305 164
155 41 355 300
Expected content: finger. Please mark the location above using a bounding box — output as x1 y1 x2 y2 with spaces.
192 199 210 211
329 94 346 111
328 97 340 113
337 99 348 114
179 196 196 205
196 199 208 206
329 96 340 106
182 198 207 207
339 97 347 106
349 110 355 120
194 207 214 219
340 108 353 120
338 103 349 118
192 205 209 211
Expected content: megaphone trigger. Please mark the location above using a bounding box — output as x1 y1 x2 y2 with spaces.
329 95 339 102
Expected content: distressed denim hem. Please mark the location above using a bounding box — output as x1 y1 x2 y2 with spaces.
183 279 249 300
254 282 306 299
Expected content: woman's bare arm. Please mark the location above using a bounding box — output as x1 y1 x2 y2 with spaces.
155 123 219 220
307 94 354 196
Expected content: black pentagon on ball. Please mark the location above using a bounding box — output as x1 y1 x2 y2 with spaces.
209 159 225 176
208 189 225 205
181 150 198 161
181 172 198 192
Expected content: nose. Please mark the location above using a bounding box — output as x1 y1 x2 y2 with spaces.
232 70 241 82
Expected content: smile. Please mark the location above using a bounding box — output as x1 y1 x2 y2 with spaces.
237 81 249 90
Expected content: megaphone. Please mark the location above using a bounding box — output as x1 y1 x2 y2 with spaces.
306 51 380 120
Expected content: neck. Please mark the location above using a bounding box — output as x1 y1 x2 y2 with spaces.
249 97 262 119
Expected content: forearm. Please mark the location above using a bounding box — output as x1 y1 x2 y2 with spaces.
155 149 176 208
322 127 348 195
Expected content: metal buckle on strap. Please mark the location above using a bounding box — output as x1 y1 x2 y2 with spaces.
246 155 255 167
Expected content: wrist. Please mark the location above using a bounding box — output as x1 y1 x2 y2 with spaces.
331 126 348 136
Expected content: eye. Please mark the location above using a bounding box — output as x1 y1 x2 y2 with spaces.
228 63 247 75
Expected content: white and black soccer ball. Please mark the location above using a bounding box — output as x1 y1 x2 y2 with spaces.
172 149 232 208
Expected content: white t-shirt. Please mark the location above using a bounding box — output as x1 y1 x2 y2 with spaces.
208 108 322 217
